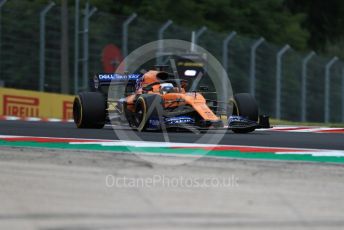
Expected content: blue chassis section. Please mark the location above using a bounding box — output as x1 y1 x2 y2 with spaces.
146 115 259 130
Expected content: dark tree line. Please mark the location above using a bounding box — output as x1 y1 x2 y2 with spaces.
11 0 344 56
101 0 344 56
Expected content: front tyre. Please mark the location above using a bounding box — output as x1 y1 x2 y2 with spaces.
73 92 106 129
134 94 163 132
231 93 258 133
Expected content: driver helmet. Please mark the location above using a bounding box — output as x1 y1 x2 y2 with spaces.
160 83 174 94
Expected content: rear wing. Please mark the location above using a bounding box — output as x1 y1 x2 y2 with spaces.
92 73 142 99
93 73 142 88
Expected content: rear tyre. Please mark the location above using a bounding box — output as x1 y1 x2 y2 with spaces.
134 94 163 132
231 93 258 133
73 92 106 129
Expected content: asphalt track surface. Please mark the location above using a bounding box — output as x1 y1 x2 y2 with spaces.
1 146 344 230
1 120 343 150
1 120 344 230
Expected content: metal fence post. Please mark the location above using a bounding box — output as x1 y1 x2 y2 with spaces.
122 13 137 59
194 26 207 45
275 44 290 119
222 31 236 77
301 51 315 122
74 0 80 94
249 37 265 96
81 2 89 90
157 19 173 65
324 56 338 123
342 68 344 123
0 0 8 79
39 2 55 91
190 31 196 52
82 3 97 90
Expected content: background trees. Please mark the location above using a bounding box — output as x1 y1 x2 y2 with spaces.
19 0 344 56
91 0 343 57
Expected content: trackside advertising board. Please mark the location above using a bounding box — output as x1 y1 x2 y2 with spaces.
0 88 74 120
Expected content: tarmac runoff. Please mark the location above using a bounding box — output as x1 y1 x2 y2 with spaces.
1 145 344 230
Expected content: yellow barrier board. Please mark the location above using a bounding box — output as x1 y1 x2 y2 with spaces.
0 88 75 119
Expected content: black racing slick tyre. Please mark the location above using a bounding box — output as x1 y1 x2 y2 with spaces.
134 94 163 132
73 92 106 129
231 93 258 133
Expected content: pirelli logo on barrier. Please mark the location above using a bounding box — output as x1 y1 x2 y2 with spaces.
0 87 75 119
63 101 73 120
3 95 40 117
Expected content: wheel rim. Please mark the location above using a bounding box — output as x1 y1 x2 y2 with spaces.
134 102 144 127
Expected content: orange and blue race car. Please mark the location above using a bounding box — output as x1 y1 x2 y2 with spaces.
73 64 270 133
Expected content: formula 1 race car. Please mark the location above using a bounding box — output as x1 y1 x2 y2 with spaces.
73 66 270 133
